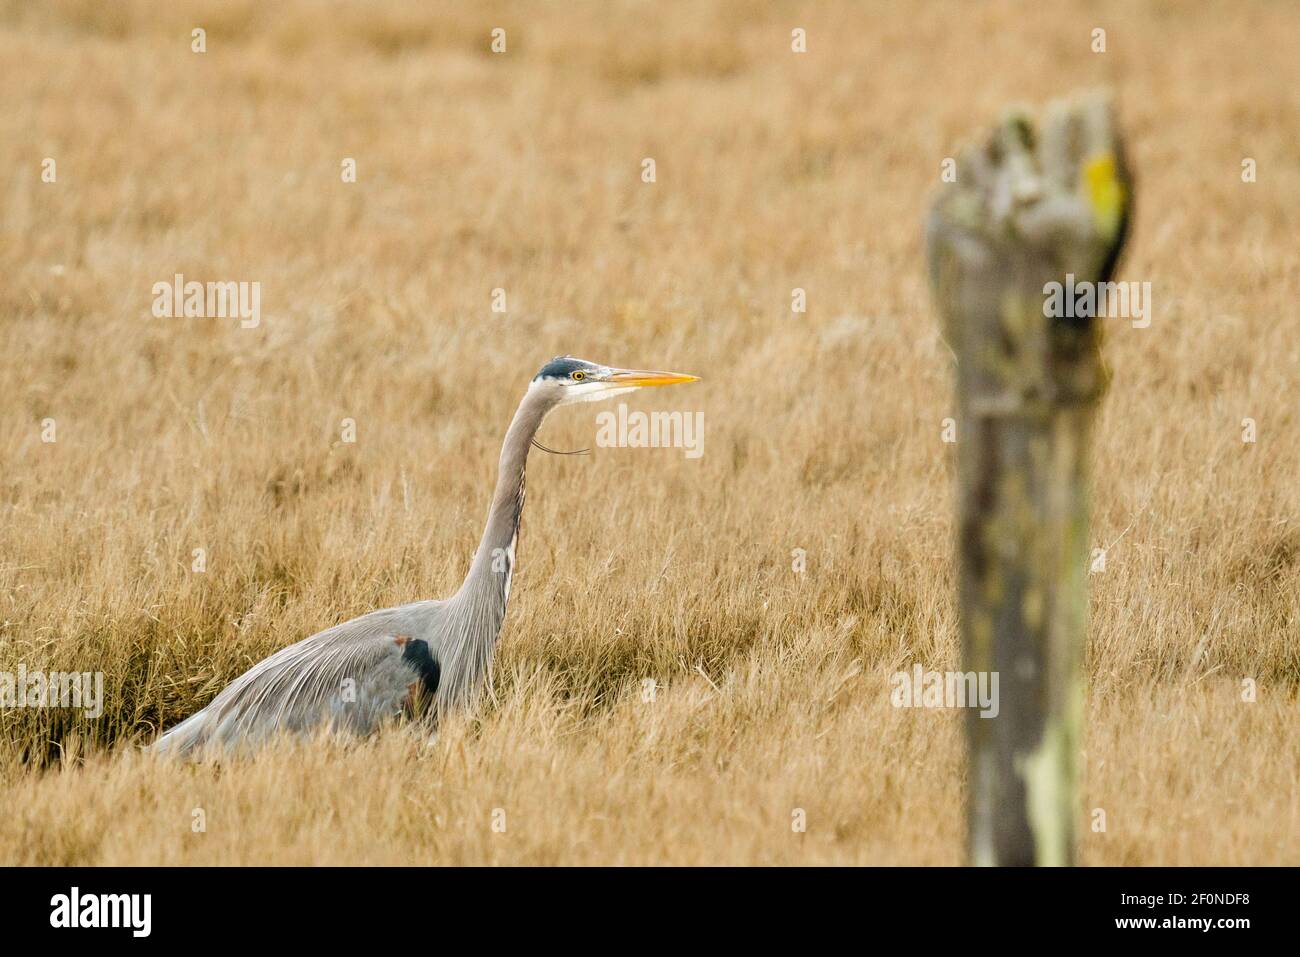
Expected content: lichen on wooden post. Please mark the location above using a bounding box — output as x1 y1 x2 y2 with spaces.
925 92 1132 866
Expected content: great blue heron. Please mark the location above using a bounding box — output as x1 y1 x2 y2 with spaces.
152 356 698 756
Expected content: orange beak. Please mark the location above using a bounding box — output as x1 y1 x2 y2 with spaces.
604 369 700 387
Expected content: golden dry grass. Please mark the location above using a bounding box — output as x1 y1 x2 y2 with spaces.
1 0 1297 865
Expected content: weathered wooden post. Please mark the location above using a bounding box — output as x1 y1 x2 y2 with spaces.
925 93 1131 865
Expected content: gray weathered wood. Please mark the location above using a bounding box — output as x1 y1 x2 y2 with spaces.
925 92 1131 866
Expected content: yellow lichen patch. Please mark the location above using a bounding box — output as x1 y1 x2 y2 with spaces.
1018 718 1073 866
1081 152 1126 242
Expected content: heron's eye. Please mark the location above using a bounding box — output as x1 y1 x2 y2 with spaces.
571 370 586 381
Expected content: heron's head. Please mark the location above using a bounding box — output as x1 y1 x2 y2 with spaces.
530 356 698 406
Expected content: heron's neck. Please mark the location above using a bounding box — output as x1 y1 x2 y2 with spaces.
457 385 552 601
436 386 555 711
436 388 550 706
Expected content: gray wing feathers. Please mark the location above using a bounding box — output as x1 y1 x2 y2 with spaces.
152 600 446 756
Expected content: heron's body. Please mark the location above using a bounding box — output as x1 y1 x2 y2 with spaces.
152 357 696 756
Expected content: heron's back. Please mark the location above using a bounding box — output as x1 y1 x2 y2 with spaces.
151 599 449 756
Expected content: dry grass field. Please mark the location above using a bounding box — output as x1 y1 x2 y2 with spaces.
1 0 1297 865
